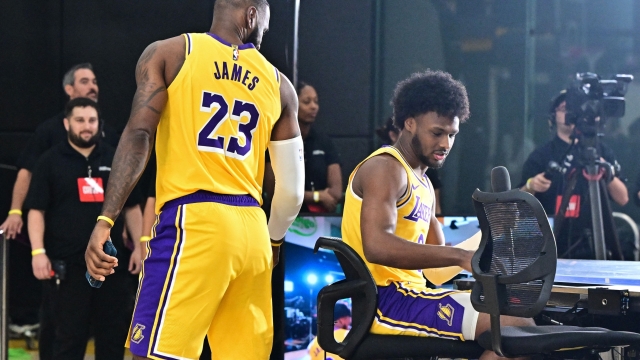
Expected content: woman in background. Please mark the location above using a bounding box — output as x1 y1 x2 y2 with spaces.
296 82 342 213
264 82 343 214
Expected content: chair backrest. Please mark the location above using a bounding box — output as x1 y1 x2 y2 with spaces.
314 237 378 359
470 188 557 318
470 188 557 356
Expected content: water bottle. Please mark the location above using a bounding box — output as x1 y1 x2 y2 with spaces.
86 239 117 288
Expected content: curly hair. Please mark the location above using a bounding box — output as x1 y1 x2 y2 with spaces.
391 70 469 129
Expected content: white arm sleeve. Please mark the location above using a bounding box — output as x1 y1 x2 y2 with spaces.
267 136 305 240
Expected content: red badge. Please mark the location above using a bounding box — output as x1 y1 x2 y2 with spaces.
77 177 104 202
555 195 580 218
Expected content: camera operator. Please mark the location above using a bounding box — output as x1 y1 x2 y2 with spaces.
520 90 629 259
25 98 142 359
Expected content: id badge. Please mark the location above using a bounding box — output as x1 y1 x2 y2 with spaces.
555 195 580 218
77 177 104 202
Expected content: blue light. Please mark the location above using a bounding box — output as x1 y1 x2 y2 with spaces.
307 273 318 285
325 274 334 283
284 280 294 292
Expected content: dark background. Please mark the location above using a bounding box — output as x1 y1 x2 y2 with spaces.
3 0 640 358
4 0 640 217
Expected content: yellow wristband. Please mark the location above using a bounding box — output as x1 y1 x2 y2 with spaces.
31 248 46 256
97 215 115 227
271 238 284 247
8 209 22 216
140 236 152 242
313 191 320 203
525 178 533 191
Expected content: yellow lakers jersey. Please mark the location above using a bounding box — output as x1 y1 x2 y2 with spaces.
342 146 435 286
155 32 282 212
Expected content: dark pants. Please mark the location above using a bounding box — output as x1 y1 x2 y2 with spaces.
40 262 135 360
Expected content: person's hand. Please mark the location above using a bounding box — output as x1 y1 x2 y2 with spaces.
85 222 117 281
32 254 52 280
272 245 281 268
0 214 23 240
128 245 142 275
318 189 338 213
525 172 552 193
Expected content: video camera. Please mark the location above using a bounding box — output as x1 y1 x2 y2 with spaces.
564 72 633 137
551 72 633 260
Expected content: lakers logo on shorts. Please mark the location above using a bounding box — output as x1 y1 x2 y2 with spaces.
131 323 146 344
437 303 455 327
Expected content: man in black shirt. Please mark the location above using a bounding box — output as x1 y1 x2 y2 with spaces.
1 63 119 240
520 91 629 259
25 98 142 359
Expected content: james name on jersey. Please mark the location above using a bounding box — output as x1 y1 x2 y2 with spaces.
213 61 260 91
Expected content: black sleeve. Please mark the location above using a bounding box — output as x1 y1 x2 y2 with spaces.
323 137 341 166
147 177 156 198
426 168 442 189
24 153 52 211
519 148 548 188
600 142 617 163
124 185 144 209
16 126 51 171
599 142 624 180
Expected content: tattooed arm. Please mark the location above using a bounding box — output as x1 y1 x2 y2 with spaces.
86 36 185 280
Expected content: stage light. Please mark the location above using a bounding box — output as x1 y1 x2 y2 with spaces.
306 273 318 285
325 274 334 283
284 280 294 292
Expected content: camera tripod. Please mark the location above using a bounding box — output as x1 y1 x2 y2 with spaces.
552 137 623 260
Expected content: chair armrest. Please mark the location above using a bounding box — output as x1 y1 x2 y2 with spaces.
315 237 378 359
317 279 369 356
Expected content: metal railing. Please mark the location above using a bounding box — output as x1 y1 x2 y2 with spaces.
612 212 640 262
0 229 7 360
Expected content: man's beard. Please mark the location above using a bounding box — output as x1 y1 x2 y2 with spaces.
246 27 260 48
411 134 444 169
86 90 98 101
69 130 100 148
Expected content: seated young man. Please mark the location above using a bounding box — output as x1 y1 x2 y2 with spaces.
341 70 533 360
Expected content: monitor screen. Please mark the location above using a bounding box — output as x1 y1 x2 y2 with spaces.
281 214 480 358
283 215 345 357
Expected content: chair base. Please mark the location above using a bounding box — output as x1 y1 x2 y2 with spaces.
348 334 484 360
477 325 640 357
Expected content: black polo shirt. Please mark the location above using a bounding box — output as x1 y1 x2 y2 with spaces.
300 127 341 212
303 127 341 192
520 135 618 215
17 112 120 171
520 135 620 258
24 141 141 266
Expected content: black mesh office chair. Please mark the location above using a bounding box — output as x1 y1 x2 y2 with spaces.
470 184 640 357
314 164 640 359
313 237 484 360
